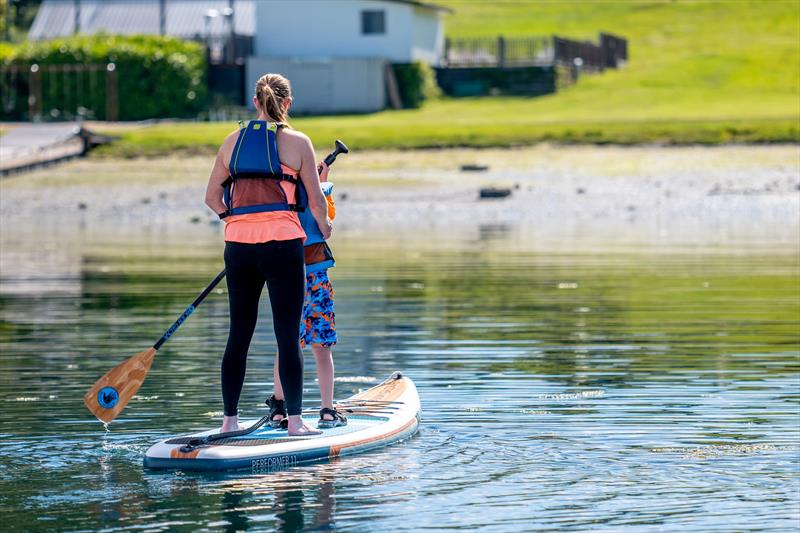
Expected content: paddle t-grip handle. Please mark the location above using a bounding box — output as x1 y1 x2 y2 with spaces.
322 140 349 167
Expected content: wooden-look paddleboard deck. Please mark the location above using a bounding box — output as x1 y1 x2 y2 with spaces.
144 373 420 472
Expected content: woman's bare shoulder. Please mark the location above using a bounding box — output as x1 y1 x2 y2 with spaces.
279 127 312 147
218 128 241 159
224 128 241 147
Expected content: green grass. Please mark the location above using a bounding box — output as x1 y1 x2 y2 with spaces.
97 0 800 156
439 0 799 118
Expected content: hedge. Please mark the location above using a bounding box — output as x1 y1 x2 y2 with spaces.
391 61 441 109
0 34 206 120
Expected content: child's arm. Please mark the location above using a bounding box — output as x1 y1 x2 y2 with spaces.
318 161 330 182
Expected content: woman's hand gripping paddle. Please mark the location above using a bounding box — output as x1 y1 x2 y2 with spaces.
84 141 350 424
83 270 227 423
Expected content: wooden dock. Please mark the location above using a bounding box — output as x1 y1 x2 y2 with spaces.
0 123 113 177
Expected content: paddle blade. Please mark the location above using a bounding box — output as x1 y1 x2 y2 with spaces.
83 347 157 424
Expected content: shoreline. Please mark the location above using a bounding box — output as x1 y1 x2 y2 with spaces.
1 144 798 251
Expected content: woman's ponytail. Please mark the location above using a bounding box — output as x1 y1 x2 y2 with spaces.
255 74 291 124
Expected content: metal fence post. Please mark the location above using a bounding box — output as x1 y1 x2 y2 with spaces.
498 36 506 67
105 62 117 121
29 64 42 121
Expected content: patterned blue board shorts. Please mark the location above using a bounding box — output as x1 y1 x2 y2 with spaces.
300 270 337 347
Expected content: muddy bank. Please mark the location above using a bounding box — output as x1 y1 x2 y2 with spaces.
1 145 798 250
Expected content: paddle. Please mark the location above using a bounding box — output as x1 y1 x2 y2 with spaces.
84 270 227 423
322 139 349 167
84 140 349 424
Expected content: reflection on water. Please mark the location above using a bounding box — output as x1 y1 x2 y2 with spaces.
0 231 798 531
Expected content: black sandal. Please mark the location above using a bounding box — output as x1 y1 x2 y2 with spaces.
318 407 347 429
267 395 288 429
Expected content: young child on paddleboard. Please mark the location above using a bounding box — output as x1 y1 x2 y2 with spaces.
270 160 346 429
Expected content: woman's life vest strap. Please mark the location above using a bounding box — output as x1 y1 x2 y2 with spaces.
300 181 335 273
221 121 307 217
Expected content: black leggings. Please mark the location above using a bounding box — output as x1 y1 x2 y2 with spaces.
222 239 305 416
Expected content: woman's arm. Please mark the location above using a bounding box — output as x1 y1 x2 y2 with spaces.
205 135 236 217
297 137 332 239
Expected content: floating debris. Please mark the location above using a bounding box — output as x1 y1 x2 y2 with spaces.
558 282 579 289
479 187 512 199
461 164 489 172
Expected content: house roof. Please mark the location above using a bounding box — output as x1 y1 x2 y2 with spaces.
28 0 450 42
28 0 257 41
381 0 453 13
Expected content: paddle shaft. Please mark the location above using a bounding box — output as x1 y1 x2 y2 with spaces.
152 269 226 350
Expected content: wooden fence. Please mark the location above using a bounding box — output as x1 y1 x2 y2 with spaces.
444 33 627 71
0 63 118 121
443 36 554 67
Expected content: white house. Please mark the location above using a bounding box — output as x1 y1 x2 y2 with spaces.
248 0 449 113
254 0 447 65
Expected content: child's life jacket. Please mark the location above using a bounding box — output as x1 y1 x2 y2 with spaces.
299 181 336 274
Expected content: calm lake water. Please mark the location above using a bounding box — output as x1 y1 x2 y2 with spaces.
0 230 798 532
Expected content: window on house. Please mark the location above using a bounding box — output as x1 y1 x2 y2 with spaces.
361 10 385 35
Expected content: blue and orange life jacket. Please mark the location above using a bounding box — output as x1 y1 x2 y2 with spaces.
222 120 306 217
223 120 334 273
299 181 335 274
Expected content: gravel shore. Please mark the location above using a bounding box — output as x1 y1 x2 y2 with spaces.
1 145 798 250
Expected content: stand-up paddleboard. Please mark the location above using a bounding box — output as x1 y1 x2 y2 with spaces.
144 372 420 472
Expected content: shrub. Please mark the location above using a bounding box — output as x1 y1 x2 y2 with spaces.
391 61 441 108
0 33 206 120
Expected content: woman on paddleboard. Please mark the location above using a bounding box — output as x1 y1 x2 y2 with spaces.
204 73 331 437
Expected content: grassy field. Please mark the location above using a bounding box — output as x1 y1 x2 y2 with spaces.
97 0 799 156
